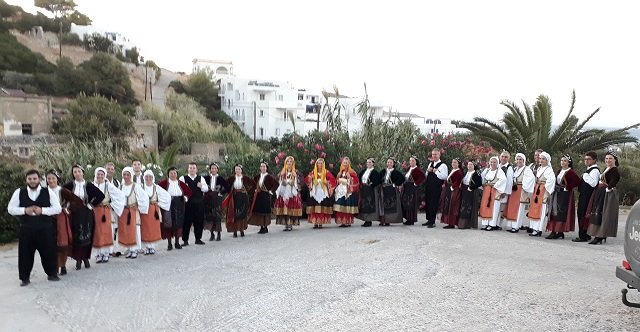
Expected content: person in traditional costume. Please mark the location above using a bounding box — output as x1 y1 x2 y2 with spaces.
92 167 124 263
141 170 171 254
587 150 621 244
402 156 426 225
104 162 122 256
528 152 555 237
458 161 483 229
45 170 82 276
249 162 278 234
158 167 193 250
306 158 336 228
479 157 507 230
118 167 150 259
275 156 303 231
179 163 209 246
441 158 463 228
423 149 448 227
203 163 228 241
503 153 535 233
8 169 62 286
378 158 405 226
496 151 515 230
224 164 256 237
545 154 581 239
333 157 360 227
63 165 105 270
132 159 144 187
358 158 381 227
529 149 543 174
572 151 600 242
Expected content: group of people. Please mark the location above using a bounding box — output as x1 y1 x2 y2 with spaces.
8 148 621 286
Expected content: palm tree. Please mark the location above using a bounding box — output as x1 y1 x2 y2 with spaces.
458 90 639 159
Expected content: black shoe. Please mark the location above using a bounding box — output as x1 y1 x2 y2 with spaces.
509 228 519 233
182 241 189 247
589 237 605 245
485 226 495 231
167 243 173 251
240 231 245 237
83 259 90 269
209 232 215 241
526 228 533 234
384 223 390 226
60 267 67 276
495 226 503 231
480 226 488 231
75 261 82 270
519 226 528 231
195 240 205 245
403 222 414 225
216 232 221 241
264 227 269 233
339 224 348 228
20 280 30 287
426 224 435 228
545 232 558 239
174 242 182 249
48 275 60 282
233 232 238 238
421 222 430 226
443 225 454 229
258 227 266 234
529 231 542 237
572 237 589 242
362 222 372 227
313 225 319 229
557 232 565 239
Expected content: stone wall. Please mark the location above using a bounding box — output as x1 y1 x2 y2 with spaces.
0 96 52 136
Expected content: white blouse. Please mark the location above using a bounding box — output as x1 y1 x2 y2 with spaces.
462 171 473 185
167 179 183 197
362 168 374 184
233 176 243 190
405 166 416 179
73 180 86 200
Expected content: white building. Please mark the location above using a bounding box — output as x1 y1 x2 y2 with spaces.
192 59 234 79
382 112 468 135
70 23 137 54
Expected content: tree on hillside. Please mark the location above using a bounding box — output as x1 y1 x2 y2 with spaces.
457 91 640 159
34 0 86 58
78 53 136 105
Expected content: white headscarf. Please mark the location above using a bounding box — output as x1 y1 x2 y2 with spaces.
121 166 133 177
515 153 526 164
539 152 551 164
94 167 107 183
489 156 499 169
143 170 155 185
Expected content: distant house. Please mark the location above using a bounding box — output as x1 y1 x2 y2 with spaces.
0 88 52 137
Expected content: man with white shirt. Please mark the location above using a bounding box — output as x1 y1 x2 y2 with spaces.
180 163 209 245
7 169 62 286
105 162 120 188
132 159 144 187
497 151 515 230
573 151 601 242
423 149 448 228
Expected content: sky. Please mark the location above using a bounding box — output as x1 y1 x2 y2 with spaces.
9 0 640 128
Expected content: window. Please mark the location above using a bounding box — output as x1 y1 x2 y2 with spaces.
278 95 283 101
283 112 288 120
298 94 304 101
242 92 245 100
218 149 226 157
259 93 265 101
18 147 29 157
275 128 280 136
259 127 264 137
21 124 33 135
235 91 240 100
259 110 264 117
227 82 233 91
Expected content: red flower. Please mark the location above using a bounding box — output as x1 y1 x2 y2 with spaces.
310 159 315 165
304 149 309 153
275 157 280 165
315 144 322 150
329 163 334 169
320 152 326 158
430 140 435 146
297 142 304 149
421 140 427 145
441 149 446 154
278 151 286 159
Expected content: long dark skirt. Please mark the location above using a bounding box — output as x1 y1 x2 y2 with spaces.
441 184 461 226
458 185 480 229
249 191 273 226
402 182 419 223
588 186 619 238
227 191 249 232
204 192 223 233
547 186 576 232
358 184 379 222
70 206 94 260
379 184 403 223
162 196 185 239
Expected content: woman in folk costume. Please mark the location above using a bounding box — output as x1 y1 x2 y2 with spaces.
142 170 171 254
63 165 105 270
46 170 83 275
528 152 555 237
378 158 405 226
545 154 581 239
441 158 464 228
587 150 621 245
333 157 360 227
401 156 426 225
275 156 303 231
306 158 337 229
118 167 149 259
224 164 256 238
158 167 193 250
203 163 228 241
358 158 381 227
248 161 278 234
92 167 125 263
503 153 535 233
479 157 507 231
458 161 483 229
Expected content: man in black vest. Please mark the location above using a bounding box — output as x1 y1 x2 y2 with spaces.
180 163 209 245
7 169 62 286
573 151 601 242
423 149 448 227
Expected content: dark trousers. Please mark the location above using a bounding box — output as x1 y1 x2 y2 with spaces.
425 187 442 224
19 221 57 281
577 196 592 240
183 200 204 242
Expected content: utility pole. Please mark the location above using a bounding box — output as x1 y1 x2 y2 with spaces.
253 101 257 142
144 63 148 101
316 104 320 130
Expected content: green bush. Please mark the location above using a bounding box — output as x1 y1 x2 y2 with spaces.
59 32 82 46
0 161 25 244
0 31 56 74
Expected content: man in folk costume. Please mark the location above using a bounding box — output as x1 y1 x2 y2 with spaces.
528 151 555 237
423 149 448 228
104 162 122 256
105 162 120 188
572 151 600 242
479 157 508 231
179 163 209 246
132 160 144 187
502 153 535 233
142 170 171 254
495 150 515 230
92 167 125 263
118 167 150 259
203 163 229 241
7 169 62 286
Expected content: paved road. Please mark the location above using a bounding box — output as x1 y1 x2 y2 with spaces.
151 68 177 110
0 213 637 332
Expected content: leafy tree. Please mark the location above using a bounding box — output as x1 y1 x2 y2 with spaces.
78 52 136 105
0 160 24 244
124 47 140 65
53 56 83 96
53 94 134 144
0 31 55 73
458 91 640 159
34 0 80 57
144 60 161 81
83 32 116 53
